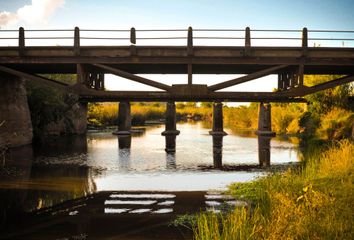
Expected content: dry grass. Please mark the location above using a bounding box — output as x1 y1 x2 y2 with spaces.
194 140 354 240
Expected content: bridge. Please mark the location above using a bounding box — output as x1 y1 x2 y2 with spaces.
0 27 354 154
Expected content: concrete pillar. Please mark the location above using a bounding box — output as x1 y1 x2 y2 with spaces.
161 102 180 153
0 73 33 147
212 135 223 169
256 102 275 136
118 135 131 149
113 101 131 135
258 136 271 167
209 101 227 136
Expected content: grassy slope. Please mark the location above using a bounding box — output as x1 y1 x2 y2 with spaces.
194 140 354 240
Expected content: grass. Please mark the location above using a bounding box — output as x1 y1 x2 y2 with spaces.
193 140 354 239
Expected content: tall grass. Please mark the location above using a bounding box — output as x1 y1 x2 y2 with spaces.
193 140 354 239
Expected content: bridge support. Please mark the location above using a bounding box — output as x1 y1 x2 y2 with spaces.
209 102 227 136
256 102 275 136
0 73 33 147
258 136 271 167
114 101 131 135
212 135 223 169
161 102 180 153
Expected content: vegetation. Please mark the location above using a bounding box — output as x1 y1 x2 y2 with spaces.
26 74 78 140
193 140 354 239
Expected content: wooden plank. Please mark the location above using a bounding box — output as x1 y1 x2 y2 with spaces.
0 65 70 90
92 63 172 91
78 87 306 102
208 65 288 91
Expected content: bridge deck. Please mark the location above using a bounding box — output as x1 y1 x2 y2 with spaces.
1 46 354 74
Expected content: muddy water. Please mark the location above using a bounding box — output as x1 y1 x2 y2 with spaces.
0 122 300 239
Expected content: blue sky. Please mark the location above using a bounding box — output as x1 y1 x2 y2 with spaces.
1 0 354 98
1 0 354 29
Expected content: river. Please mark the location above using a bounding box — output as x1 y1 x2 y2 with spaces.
0 121 300 239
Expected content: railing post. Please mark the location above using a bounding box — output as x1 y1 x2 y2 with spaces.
19 27 25 56
130 27 136 44
74 27 80 56
302 27 308 48
245 27 251 56
187 26 193 55
245 27 251 47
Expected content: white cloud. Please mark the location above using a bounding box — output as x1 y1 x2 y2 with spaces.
0 11 19 27
0 0 65 27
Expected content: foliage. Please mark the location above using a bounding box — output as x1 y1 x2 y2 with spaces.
194 140 354 239
26 78 79 139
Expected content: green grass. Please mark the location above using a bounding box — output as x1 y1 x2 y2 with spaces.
193 140 354 240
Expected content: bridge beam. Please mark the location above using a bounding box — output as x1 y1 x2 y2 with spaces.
209 101 227 136
162 101 180 153
256 102 275 136
113 101 131 136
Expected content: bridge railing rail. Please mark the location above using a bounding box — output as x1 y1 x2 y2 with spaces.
0 27 354 48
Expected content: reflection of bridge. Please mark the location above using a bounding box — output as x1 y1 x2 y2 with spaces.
1 27 353 153
0 191 239 239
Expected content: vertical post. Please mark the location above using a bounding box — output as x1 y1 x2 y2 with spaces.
118 135 131 149
187 26 193 55
245 27 251 47
77 64 89 86
277 73 283 90
258 136 271 167
19 27 25 56
130 27 136 44
74 27 80 56
99 73 105 90
209 101 227 136
245 27 251 56
162 102 180 153
302 27 308 48
188 63 192 86
212 135 223 169
298 64 304 86
256 102 275 136
114 101 131 135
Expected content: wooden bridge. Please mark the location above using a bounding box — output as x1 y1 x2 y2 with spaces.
0 27 353 151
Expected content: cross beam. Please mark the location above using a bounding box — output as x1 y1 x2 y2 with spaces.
92 63 172 91
208 65 289 91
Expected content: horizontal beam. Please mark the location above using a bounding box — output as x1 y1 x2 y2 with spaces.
92 63 172 91
78 88 306 102
208 65 288 91
0 65 70 90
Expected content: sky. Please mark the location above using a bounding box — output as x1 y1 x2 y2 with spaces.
1 0 354 101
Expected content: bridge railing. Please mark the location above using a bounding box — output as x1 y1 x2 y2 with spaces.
0 27 354 48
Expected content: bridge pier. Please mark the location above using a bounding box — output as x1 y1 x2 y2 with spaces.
256 102 275 136
114 101 131 135
161 102 180 153
258 136 271 167
0 73 33 147
209 101 227 136
212 135 223 169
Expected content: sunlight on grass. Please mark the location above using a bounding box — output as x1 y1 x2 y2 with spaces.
193 140 354 239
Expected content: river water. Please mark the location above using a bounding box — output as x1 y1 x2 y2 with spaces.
0 122 300 239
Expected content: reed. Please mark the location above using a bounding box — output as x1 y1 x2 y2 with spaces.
193 140 354 240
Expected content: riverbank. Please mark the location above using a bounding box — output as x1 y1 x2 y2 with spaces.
193 139 354 239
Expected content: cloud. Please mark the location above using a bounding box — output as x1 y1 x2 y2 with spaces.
0 11 19 27
0 0 65 27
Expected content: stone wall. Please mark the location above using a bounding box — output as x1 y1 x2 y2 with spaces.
0 73 33 147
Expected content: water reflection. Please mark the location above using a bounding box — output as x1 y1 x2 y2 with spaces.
212 135 223 169
118 135 131 149
258 136 272 167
